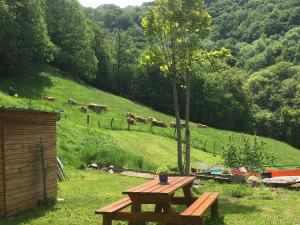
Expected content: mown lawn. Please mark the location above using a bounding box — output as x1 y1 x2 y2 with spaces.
1 170 299 225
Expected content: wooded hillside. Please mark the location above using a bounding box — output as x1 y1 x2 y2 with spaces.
0 0 299 148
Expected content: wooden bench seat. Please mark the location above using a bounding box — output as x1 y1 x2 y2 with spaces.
181 192 219 222
95 193 219 225
95 197 132 214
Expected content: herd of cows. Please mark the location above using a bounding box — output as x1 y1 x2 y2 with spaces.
43 96 208 129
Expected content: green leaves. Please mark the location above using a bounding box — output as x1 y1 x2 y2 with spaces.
221 135 273 170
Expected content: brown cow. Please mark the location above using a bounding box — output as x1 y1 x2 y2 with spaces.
127 117 136 125
88 103 99 111
99 104 108 112
198 123 208 128
126 112 135 119
80 106 88 113
43 96 55 101
170 121 186 129
148 117 157 123
151 120 167 128
68 98 78 105
136 116 147 123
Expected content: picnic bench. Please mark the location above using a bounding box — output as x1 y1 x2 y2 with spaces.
95 176 219 225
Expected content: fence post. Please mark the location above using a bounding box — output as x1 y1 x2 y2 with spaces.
110 118 114 130
87 115 90 125
203 139 207 152
213 142 216 157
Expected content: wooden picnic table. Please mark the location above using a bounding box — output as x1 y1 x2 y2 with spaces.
123 176 196 218
96 176 219 225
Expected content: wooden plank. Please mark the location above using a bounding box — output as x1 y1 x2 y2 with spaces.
4 129 56 135
5 172 56 186
181 192 212 216
6 177 57 193
5 154 56 166
123 177 180 194
5 170 56 182
132 177 180 193
4 146 56 156
4 142 56 151
5 182 56 197
5 151 56 164
3 125 56 132
123 179 159 193
146 177 186 194
1 111 57 119
4 159 56 170
191 192 219 216
158 177 195 194
95 197 132 214
4 137 56 145
4 134 56 141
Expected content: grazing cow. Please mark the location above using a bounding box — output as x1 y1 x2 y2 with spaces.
8 87 18 97
136 116 147 123
88 103 99 111
43 96 55 101
151 120 167 128
126 112 135 119
198 123 208 128
99 104 108 112
127 117 136 125
148 117 157 123
68 98 77 105
80 105 88 113
170 121 186 129
88 103 106 112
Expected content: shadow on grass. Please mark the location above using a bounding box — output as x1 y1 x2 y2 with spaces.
0 204 57 225
0 66 54 100
220 198 260 215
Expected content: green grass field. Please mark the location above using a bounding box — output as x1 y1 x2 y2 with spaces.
0 65 300 170
0 171 299 225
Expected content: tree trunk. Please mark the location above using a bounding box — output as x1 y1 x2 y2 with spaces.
184 67 191 175
172 74 184 175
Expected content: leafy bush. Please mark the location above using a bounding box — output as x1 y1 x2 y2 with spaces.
221 134 274 170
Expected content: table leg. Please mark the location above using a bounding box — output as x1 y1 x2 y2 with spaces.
183 183 194 206
155 204 163 213
129 202 141 225
103 214 112 225
162 201 174 225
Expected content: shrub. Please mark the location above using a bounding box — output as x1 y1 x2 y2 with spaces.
221 134 274 171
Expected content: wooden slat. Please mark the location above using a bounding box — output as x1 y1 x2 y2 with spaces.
4 129 56 136
4 134 56 141
192 192 219 216
4 142 56 151
159 177 195 194
181 192 211 216
96 197 132 214
123 179 159 193
4 145 56 155
148 177 188 194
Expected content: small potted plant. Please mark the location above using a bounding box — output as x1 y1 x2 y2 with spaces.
156 166 169 184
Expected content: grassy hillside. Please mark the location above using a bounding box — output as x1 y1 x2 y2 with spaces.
0 66 300 170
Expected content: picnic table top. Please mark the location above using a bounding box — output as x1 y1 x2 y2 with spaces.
123 176 196 196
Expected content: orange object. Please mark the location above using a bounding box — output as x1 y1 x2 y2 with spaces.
265 169 300 177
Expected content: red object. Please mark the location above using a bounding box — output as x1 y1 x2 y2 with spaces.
231 169 245 175
265 169 300 177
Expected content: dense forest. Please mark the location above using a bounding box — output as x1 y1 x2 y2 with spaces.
0 0 299 148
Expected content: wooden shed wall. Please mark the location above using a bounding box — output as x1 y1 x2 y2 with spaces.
0 114 4 216
0 111 57 216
